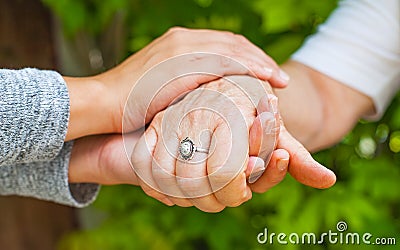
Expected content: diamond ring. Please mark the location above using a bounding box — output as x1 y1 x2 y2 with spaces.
179 137 209 160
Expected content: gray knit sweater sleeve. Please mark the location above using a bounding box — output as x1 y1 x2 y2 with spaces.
0 68 99 207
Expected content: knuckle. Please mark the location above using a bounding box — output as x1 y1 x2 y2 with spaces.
230 191 251 207
214 206 226 213
226 198 241 207
165 28 186 48
229 42 242 54
160 197 174 206
244 58 256 70
167 26 185 34
174 199 193 207
229 199 245 207
221 30 235 37
200 205 225 213
219 54 233 68
234 34 248 44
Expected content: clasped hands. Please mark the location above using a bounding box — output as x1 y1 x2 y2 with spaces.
67 28 336 212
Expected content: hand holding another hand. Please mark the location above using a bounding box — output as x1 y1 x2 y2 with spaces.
67 27 288 185
66 28 335 213
129 75 336 212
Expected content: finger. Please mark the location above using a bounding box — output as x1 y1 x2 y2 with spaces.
207 122 251 207
184 29 289 87
278 127 336 188
247 95 279 183
256 94 282 154
225 33 289 87
256 94 280 136
178 51 278 84
217 171 252 208
152 129 193 207
245 156 266 182
249 112 277 159
131 127 174 206
161 29 284 84
249 149 289 193
256 94 280 143
257 94 279 116
175 129 225 213
247 112 277 183
194 44 277 82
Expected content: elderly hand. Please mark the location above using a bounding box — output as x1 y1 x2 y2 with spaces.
129 75 280 212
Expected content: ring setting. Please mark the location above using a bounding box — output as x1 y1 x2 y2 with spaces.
179 137 209 160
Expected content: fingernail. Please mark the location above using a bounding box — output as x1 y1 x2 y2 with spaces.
248 160 266 183
263 67 273 78
248 170 264 184
279 70 290 83
277 158 289 171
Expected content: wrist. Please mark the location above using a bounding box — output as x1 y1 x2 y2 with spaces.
69 134 141 185
64 76 118 140
68 138 99 183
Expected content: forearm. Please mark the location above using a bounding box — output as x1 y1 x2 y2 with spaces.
275 60 374 151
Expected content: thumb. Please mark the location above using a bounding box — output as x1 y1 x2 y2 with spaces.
277 126 336 188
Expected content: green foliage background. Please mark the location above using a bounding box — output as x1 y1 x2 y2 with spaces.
42 0 399 249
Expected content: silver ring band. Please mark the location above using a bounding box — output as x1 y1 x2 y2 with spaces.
179 137 209 160
195 147 209 154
